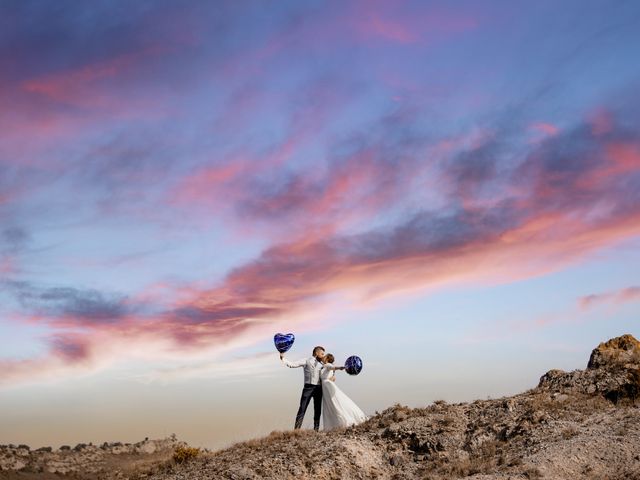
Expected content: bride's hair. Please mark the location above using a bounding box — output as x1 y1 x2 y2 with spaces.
325 353 335 364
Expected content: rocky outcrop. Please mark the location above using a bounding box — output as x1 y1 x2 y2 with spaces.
538 333 640 403
587 333 640 369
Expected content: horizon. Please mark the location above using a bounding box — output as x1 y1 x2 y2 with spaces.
1 0 639 451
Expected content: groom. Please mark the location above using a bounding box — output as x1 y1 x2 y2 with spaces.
280 346 325 431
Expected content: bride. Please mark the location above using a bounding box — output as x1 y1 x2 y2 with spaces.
320 353 369 430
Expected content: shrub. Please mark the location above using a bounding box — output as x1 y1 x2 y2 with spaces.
172 445 201 464
561 426 578 439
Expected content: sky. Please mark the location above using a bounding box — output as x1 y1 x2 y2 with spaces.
0 0 639 450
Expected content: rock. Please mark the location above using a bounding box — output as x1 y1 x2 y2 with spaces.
138 442 157 454
531 410 547 423
538 369 566 385
393 411 408 422
538 335 640 403
383 423 402 438
587 334 640 369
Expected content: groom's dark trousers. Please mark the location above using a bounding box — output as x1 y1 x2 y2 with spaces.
295 383 323 431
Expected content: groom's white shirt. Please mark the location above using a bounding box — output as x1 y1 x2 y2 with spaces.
281 356 322 385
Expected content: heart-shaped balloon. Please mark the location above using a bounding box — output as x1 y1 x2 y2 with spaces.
344 355 363 375
274 333 295 353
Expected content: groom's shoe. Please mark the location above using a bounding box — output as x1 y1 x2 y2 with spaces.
313 423 320 431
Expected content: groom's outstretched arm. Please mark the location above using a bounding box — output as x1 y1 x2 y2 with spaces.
280 355 306 368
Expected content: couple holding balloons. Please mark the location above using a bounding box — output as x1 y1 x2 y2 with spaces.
275 333 368 431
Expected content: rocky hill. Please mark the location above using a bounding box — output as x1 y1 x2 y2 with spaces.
2 334 639 480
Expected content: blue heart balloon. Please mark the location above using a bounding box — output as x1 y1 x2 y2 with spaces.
344 355 363 375
274 333 295 353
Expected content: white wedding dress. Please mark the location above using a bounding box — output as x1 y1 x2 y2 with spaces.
320 363 368 430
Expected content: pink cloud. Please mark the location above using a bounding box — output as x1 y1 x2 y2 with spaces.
358 13 419 44
352 3 478 45
0 255 17 277
605 142 640 173
529 122 559 136
588 108 614 136
463 283 640 344
579 286 640 310
20 46 172 112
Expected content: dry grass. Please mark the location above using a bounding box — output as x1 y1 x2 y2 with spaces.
584 463 640 480
211 428 320 455
522 466 543 478
527 392 611 419
171 445 201 464
439 415 455 427
561 426 578 439
419 439 513 478
420 447 544 480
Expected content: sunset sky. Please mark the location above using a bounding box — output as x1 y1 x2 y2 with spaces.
1 0 639 450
